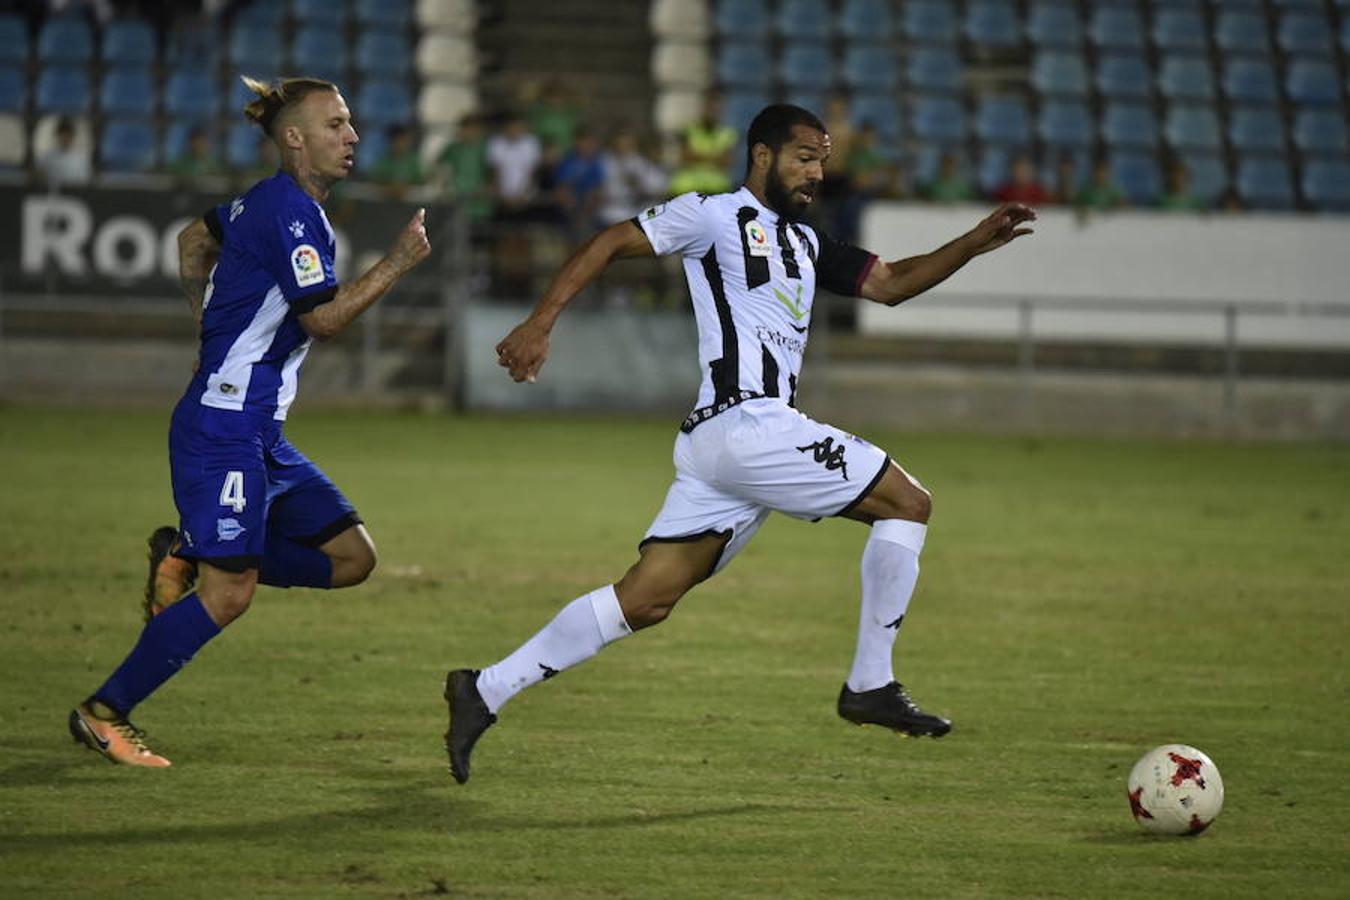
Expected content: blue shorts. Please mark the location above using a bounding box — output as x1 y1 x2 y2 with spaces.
167 399 360 572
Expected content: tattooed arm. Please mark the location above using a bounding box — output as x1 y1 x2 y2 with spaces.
177 218 220 325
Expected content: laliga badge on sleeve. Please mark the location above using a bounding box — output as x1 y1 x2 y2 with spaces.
291 244 324 287
745 220 771 257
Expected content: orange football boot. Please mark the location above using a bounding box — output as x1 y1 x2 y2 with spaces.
69 702 172 768
144 526 197 622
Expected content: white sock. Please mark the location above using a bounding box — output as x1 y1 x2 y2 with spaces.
476 584 632 714
846 519 926 693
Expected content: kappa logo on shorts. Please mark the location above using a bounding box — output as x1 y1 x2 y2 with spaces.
216 517 247 542
797 436 850 481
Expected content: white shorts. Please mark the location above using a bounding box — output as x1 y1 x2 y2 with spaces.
642 399 891 575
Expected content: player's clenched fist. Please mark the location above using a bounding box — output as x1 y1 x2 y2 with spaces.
495 320 550 384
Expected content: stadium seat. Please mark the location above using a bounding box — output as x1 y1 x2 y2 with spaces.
163 69 219 122
356 80 413 127
418 80 476 127
162 120 208 164
0 15 27 65
1222 59 1279 105
1293 110 1348 155
783 88 825 116
1228 107 1288 154
976 145 1013 195
1164 106 1222 152
1152 11 1207 52
902 1 958 44
716 42 771 89
720 90 768 131
229 28 284 72
1088 6 1144 51
850 93 902 142
291 27 348 83
1236 156 1296 210
839 0 893 41
35 67 91 115
100 119 157 173
226 121 264 169
1101 103 1158 150
355 0 411 29
1030 51 1088 98
234 3 286 29
841 44 897 90
1277 13 1333 57
1301 158 1350 212
912 143 966 187
1342 18 1350 56
228 72 278 117
292 0 335 25
1110 152 1162 204
102 20 156 65
779 43 834 89
911 95 967 143
416 0 477 33
652 42 710 90
774 0 831 37
1214 12 1270 57
358 31 413 79
651 0 710 40
166 25 217 69
907 48 963 93
1286 61 1342 107
0 112 25 167
1027 3 1081 49
37 16 93 64
1158 56 1214 103
974 95 1030 146
100 66 156 117
0 66 25 114
1037 100 1095 149
416 33 476 80
1095 55 1152 101
714 0 766 38
1178 153 1227 207
965 1 1022 50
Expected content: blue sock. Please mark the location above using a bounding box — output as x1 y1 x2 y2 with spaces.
258 536 332 589
93 593 221 717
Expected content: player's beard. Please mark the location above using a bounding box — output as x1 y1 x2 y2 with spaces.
765 161 814 222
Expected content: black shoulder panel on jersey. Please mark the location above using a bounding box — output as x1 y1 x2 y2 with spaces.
203 207 224 244
737 206 770 290
815 229 878 297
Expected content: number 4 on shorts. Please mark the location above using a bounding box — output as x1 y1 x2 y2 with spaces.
219 471 246 513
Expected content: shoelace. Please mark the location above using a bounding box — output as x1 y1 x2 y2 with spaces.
111 719 154 754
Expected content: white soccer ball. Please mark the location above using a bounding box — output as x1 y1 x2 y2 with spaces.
1127 744 1224 835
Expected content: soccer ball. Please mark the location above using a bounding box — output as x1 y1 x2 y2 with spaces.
1127 744 1224 835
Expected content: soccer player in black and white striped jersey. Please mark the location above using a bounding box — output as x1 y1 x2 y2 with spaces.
444 105 1035 783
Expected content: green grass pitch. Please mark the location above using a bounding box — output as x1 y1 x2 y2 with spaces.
1 407 1347 898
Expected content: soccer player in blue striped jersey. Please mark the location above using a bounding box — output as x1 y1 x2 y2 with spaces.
444 104 1035 783
69 76 430 767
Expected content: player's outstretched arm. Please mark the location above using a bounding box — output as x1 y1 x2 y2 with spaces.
299 208 431 340
859 202 1036 307
496 220 653 383
177 219 220 325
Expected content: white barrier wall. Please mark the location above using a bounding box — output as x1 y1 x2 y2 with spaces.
857 204 1350 349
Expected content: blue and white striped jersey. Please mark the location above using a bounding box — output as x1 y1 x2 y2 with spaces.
188 171 339 422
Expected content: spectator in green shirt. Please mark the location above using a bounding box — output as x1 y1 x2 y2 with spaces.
528 79 580 154
1158 159 1205 212
922 151 974 203
437 113 493 223
369 124 424 199
1074 158 1126 211
166 126 223 183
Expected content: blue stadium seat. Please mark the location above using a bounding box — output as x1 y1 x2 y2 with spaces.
1152 11 1207 52
1027 3 1081 48
910 95 967 143
1031 51 1088 98
0 14 29 65
226 121 262 169
974 95 1030 146
356 31 412 78
355 0 411 29
162 121 210 164
1285 61 1342 107
103 20 156 65
1088 6 1144 51
783 89 825 115
775 0 831 37
38 16 93 63
100 66 156 117
903 1 958 44
1228 107 1287 154
1095 55 1152 101
100 119 157 172
850 93 902 142
1101 103 1158 149
912 144 967 187
164 69 219 122
1158 56 1214 103
716 43 772 89
166 25 217 68
1301 159 1350 212
1222 59 1279 105
714 0 766 38
35 67 91 115
1178 154 1227 207
1214 12 1270 56
842 44 897 90
1037 100 1095 149
839 0 893 41
229 27 284 72
1277 12 1333 57
0 66 25 114
1164 106 1222 151
292 0 335 24
292 27 348 83
1110 152 1162 204
354 126 388 172
229 72 278 117
355 80 413 127
977 145 1013 195
1293 110 1348 155
779 43 834 89
720 91 768 130
907 48 963 93
1236 156 1296 210
234 3 286 29
965 1 1022 50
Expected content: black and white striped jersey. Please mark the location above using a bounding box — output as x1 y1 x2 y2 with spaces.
634 187 877 431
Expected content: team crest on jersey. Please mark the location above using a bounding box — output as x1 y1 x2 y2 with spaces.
216 517 247 542
291 244 324 287
745 220 771 257
288 219 306 238
643 202 667 220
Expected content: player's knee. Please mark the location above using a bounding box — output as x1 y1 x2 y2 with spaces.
347 542 377 585
203 582 255 625
614 575 686 630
